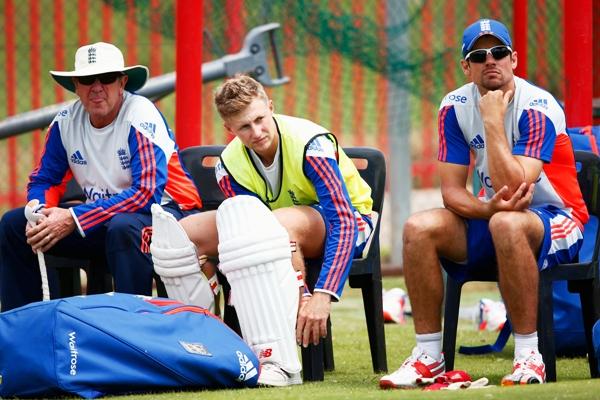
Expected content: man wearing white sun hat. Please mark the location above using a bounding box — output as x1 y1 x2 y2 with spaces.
0 42 203 311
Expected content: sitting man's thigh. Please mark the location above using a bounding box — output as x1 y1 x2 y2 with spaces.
178 210 219 256
273 206 326 259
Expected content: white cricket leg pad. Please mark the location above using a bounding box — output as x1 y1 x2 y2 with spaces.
217 196 300 374
150 204 216 312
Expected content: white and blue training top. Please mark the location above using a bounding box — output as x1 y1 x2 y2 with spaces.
437 76 588 228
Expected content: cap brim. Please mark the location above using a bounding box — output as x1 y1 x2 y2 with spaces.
50 65 149 93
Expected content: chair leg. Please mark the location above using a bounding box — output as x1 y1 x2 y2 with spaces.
154 273 168 298
300 259 327 380
223 303 242 336
576 280 600 378
86 257 112 294
302 341 325 381
360 276 388 373
442 276 463 372
302 320 334 380
215 271 242 336
538 276 556 382
323 317 335 371
55 264 82 297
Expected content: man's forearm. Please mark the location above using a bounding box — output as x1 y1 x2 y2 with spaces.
442 186 492 219
484 121 525 195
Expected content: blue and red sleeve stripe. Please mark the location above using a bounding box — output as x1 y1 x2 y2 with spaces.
217 173 257 198
437 105 470 165
218 175 237 198
306 155 357 298
437 105 451 161
514 109 555 162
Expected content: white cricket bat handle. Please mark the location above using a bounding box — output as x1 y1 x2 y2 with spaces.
37 251 50 301
24 199 50 301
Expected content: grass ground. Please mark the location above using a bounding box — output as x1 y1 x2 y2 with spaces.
105 276 600 400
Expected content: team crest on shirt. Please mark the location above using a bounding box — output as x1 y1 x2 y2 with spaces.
117 148 130 170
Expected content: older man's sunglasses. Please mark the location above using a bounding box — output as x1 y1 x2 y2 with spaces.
76 72 124 86
465 45 512 63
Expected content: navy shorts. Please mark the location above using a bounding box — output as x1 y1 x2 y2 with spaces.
441 205 583 281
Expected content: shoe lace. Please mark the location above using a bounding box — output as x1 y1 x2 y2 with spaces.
401 348 421 367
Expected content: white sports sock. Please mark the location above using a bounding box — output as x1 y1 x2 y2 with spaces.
514 331 538 356
416 331 442 360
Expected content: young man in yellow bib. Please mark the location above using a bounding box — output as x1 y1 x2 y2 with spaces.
150 74 373 386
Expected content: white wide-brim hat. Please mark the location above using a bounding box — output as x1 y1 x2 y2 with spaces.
50 42 149 93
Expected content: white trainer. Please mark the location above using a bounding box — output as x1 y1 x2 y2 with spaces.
501 348 546 386
379 347 445 389
257 363 303 387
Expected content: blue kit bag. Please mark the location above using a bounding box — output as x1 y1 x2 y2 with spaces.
594 319 600 372
0 293 259 398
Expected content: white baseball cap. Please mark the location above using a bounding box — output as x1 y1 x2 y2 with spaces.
50 42 149 93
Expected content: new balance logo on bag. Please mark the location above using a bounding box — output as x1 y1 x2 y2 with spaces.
70 150 87 165
469 134 485 149
236 351 258 382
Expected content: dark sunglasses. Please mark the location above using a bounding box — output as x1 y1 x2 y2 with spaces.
76 72 124 86
465 45 512 63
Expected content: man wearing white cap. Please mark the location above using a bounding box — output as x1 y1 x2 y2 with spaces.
380 18 588 388
0 42 203 311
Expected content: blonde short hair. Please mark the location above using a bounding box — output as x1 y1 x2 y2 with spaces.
214 74 269 119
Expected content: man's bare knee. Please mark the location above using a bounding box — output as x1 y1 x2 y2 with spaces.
178 211 218 256
488 211 516 238
403 209 457 243
404 212 435 240
404 209 466 262
489 211 543 262
489 211 535 242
